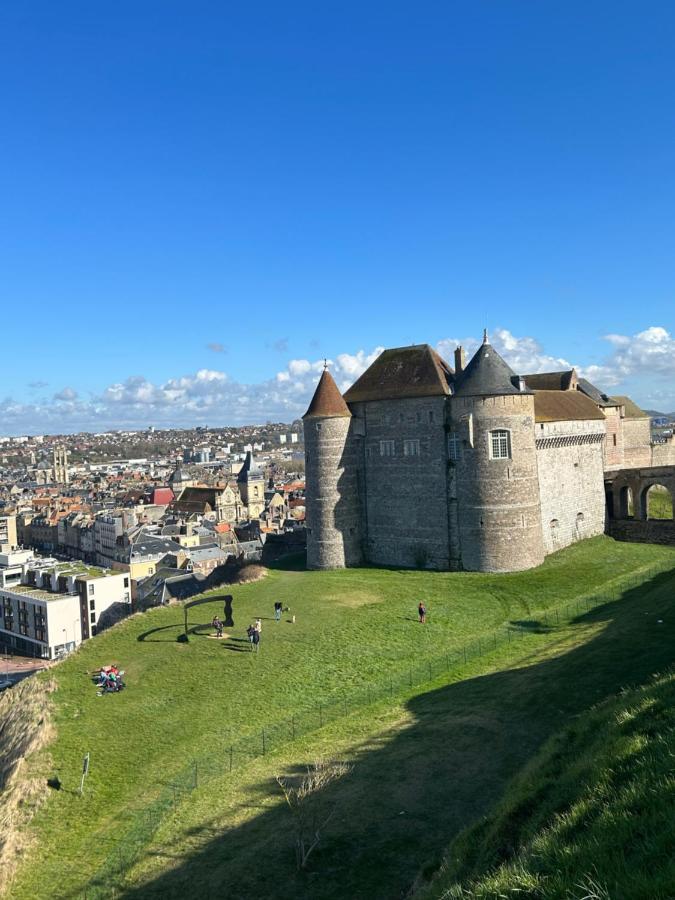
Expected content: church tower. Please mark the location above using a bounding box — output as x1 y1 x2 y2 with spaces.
448 332 544 572
303 368 362 569
237 452 265 519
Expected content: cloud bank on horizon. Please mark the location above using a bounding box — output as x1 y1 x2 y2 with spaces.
2 326 674 435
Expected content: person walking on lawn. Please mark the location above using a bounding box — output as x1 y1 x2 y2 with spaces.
247 624 256 650
418 601 427 624
252 627 260 653
274 601 283 622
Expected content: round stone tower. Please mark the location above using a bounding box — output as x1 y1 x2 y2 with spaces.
303 368 362 569
449 332 544 572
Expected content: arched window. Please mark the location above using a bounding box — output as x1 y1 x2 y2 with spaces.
489 429 511 460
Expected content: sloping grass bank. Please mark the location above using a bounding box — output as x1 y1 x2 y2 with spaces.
6 537 675 899
416 669 675 900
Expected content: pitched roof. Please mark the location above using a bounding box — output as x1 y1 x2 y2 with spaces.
577 378 616 407
523 370 576 391
533 391 607 423
453 340 525 398
342 345 452 404
611 395 648 419
303 369 351 418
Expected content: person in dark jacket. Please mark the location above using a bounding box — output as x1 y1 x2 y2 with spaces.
274 601 283 622
418 601 427 624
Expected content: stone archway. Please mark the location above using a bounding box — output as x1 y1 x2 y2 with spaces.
640 483 673 520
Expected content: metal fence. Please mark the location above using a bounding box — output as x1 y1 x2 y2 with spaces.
80 562 672 898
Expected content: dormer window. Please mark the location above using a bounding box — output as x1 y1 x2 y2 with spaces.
489 429 511 460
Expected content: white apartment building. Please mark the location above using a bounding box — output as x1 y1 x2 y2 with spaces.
0 558 131 659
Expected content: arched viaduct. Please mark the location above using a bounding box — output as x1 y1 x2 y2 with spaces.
605 465 675 546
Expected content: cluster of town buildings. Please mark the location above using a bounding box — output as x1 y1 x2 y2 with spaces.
0 427 305 660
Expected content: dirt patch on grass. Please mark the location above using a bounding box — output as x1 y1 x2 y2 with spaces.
231 564 269 585
0 677 56 897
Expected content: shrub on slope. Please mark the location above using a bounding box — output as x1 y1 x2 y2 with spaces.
417 670 675 900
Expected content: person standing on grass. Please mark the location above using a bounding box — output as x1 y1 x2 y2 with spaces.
418 601 427 624
247 624 256 650
252 627 260 653
255 618 262 634
274 600 282 622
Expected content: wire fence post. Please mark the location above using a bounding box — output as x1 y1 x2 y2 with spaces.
229 745 233 773
193 760 198 790
262 729 266 755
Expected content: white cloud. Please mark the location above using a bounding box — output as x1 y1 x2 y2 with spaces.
2 326 673 435
54 386 78 402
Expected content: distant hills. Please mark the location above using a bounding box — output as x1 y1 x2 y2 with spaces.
645 409 675 419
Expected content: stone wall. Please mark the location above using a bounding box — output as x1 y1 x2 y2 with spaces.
449 393 544 572
622 418 652 468
652 436 675 466
602 406 624 470
535 420 606 554
304 416 362 569
607 519 675 547
352 396 450 569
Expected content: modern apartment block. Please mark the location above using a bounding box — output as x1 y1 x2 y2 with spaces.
0 555 131 659
0 514 17 549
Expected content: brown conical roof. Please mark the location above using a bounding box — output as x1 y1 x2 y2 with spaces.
303 369 351 419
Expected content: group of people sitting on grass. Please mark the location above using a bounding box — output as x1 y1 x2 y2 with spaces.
93 665 126 694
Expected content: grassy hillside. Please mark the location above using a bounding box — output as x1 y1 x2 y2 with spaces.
416 669 675 900
5 537 675 899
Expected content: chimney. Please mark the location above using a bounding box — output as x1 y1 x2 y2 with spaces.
454 345 466 374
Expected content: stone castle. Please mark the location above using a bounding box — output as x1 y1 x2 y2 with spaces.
303 332 675 573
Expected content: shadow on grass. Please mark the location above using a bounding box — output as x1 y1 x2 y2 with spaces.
116 571 675 900
509 619 553 634
266 552 307 572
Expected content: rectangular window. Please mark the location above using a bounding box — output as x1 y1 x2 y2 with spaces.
379 440 395 457
448 434 461 461
612 434 617 446
124 577 130 588
428 410 434 423
90 612 96 624
89 599 95 611
88 584 95 595
490 429 511 460
403 439 420 457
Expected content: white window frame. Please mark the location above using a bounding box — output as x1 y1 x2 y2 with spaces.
379 440 395 457
403 439 420 457
489 429 511 460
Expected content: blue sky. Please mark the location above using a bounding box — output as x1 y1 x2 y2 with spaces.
1 2 675 433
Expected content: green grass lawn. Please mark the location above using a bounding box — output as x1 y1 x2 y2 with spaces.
647 485 673 520
7 537 675 899
417 669 675 900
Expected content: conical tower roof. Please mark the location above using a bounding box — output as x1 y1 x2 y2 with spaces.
453 333 528 398
303 369 351 419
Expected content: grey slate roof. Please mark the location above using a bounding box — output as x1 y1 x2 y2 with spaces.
453 340 527 398
577 378 616 407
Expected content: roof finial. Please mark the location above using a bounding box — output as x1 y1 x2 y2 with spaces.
482 328 489 345
323 358 328 370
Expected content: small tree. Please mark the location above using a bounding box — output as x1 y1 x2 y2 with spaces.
275 759 352 870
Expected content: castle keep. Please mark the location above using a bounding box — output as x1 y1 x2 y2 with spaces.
303 333 675 573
